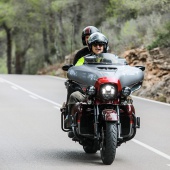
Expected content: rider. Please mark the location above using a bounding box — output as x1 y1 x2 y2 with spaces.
67 32 109 123
73 26 100 65
75 32 108 66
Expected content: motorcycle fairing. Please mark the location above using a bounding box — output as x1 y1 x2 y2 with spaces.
67 64 144 89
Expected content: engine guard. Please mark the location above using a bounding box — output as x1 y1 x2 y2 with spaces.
102 109 118 121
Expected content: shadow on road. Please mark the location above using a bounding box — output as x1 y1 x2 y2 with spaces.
34 148 104 165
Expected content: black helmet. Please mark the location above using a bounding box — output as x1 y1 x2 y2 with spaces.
82 26 100 46
87 32 108 53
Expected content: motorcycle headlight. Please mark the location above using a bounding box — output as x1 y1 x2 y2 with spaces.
100 84 116 100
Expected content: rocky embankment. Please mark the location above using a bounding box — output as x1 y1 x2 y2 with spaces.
122 47 170 103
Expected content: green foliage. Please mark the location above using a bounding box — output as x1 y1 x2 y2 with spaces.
107 0 170 22
105 0 170 52
0 57 7 73
119 19 142 48
0 1 15 25
147 22 170 50
0 0 170 74
107 0 138 21
51 0 75 12
0 30 5 38
108 0 168 19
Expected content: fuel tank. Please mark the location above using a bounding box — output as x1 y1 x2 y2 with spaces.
67 64 144 88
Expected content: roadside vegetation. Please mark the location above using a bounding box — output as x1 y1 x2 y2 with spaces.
0 0 170 74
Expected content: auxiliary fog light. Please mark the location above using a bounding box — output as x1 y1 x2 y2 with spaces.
86 85 96 96
121 86 131 97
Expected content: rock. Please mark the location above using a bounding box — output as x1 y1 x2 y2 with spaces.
122 47 170 104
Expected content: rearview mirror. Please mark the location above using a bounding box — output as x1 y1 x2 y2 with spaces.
135 66 145 71
62 65 73 71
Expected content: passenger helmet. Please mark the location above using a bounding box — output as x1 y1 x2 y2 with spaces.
87 32 108 53
82 26 100 46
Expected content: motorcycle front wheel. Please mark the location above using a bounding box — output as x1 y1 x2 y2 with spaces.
100 122 117 165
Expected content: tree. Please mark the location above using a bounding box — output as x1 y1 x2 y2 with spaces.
0 1 14 74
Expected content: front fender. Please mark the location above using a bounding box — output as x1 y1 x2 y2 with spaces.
102 109 118 121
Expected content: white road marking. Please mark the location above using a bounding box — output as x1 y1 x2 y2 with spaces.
1 77 170 162
29 95 38 99
133 139 170 161
11 86 18 90
0 78 4 82
0 78 62 107
54 106 60 110
167 164 170 166
132 95 170 106
47 75 66 81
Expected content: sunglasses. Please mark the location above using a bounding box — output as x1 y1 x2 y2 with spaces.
92 43 104 47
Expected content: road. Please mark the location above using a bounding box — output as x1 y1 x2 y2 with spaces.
0 74 170 170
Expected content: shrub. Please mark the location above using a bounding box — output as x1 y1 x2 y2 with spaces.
147 22 170 50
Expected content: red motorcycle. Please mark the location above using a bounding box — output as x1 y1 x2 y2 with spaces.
61 53 145 165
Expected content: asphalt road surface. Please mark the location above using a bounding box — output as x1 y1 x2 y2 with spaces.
0 74 170 170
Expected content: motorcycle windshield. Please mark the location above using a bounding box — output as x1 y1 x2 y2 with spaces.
84 53 127 65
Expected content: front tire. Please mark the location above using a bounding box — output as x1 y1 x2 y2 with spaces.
100 122 117 165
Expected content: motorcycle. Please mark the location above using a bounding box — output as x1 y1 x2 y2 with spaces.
61 53 145 165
